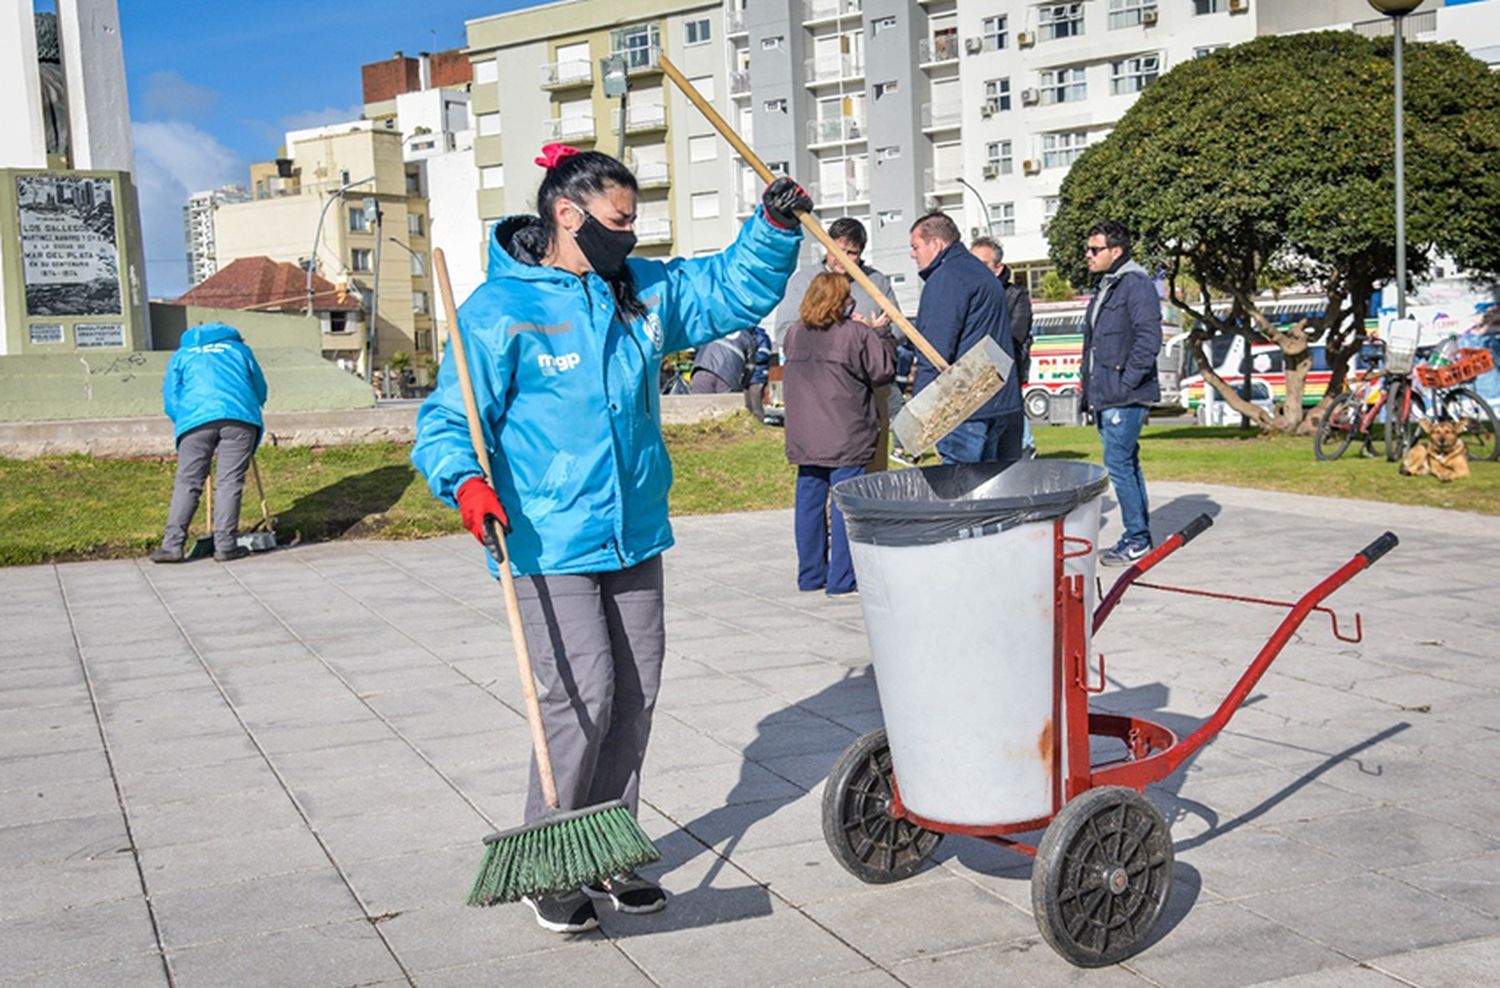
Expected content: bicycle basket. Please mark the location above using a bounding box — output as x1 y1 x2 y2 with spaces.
1415 348 1495 389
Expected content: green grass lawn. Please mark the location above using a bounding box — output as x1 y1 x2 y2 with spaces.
0 414 1490 567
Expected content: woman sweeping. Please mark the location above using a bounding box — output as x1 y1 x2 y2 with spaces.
782 272 897 596
411 145 810 933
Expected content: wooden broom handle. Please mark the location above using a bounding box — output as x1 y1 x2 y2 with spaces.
658 54 949 372
434 248 560 810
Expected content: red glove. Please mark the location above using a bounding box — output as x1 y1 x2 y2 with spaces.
456 477 510 545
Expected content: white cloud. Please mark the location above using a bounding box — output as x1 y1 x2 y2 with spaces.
140 70 219 120
279 104 367 136
132 120 243 299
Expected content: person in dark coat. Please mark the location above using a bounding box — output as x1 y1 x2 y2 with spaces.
1081 220 1162 566
907 213 1021 463
690 329 755 393
782 272 896 596
971 236 1036 457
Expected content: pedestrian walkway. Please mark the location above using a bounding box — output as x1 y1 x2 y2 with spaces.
2 482 1498 986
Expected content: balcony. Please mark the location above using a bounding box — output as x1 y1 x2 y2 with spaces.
807 116 865 147
635 217 672 245
613 45 662 75
632 159 670 189
922 167 961 196
807 177 869 207
920 101 962 132
726 8 747 35
804 54 864 86
730 71 752 98
918 33 961 67
540 60 593 89
542 116 597 142
610 103 667 134
803 0 862 25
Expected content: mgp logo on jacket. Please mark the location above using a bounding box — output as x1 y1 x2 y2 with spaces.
537 352 581 376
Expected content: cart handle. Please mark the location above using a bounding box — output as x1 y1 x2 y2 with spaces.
1359 531 1399 565
1093 513 1214 634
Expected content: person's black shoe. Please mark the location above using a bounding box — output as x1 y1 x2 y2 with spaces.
521 891 599 933
213 545 250 562
148 548 185 564
584 872 667 915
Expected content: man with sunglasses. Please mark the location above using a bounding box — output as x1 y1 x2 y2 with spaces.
1082 221 1161 566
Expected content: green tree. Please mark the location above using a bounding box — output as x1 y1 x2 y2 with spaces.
1038 270 1077 302
1048 32 1500 432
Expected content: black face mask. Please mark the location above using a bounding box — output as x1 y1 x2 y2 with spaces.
571 208 636 277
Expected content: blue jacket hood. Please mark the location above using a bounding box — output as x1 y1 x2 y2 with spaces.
162 322 268 445
180 322 245 348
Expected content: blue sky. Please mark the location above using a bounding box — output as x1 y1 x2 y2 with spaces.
113 0 542 296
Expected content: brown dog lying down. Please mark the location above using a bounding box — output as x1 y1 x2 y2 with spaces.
1401 419 1470 482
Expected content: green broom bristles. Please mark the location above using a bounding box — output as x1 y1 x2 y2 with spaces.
466 800 660 906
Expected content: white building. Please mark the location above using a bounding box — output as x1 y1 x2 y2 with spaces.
182 184 249 288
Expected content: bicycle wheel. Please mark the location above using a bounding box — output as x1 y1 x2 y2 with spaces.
1314 394 1357 461
1384 379 1425 462
1434 386 1500 462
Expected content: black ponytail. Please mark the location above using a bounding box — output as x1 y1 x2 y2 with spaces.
536 151 647 321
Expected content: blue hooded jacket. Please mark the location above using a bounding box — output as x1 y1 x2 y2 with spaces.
161 323 268 445
410 208 801 577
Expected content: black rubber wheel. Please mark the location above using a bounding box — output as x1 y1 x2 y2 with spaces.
1434 386 1500 462
1313 393 1357 461
1031 786 1174 968
1025 388 1052 422
821 729 943 884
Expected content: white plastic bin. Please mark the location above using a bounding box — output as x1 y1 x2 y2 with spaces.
833 461 1109 826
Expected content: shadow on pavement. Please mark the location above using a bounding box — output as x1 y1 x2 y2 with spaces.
278 464 415 542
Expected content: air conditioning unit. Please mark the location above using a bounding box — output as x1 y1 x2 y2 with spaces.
1228 0 1248 11
1023 159 1041 175
980 103 995 118
982 163 1000 179
965 37 983 55
1142 9 1158 25
1021 87 1040 106
1018 31 1036 48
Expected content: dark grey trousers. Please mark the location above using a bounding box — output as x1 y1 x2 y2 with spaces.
514 555 665 822
161 419 257 554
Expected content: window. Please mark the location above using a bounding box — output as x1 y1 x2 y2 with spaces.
876 145 901 161
409 252 425 276
982 15 1008 51
1043 196 1061 227
984 78 1011 112
1038 4 1085 41
477 113 501 137
989 202 1016 237
348 206 370 232
1194 0 1227 13
1042 131 1088 169
878 209 904 227
481 165 504 189
1040 66 1087 104
690 75 715 102
873 16 897 33
351 248 373 272
1194 44 1228 58
685 17 712 45
408 214 424 237
340 169 351 185
691 192 720 220
415 329 433 352
874 80 899 99
1111 54 1160 95
612 23 661 68
1108 0 1156 30
986 140 1014 175
474 60 498 85
763 98 787 113
689 135 717 162
413 290 429 314
405 171 421 194
761 35 783 50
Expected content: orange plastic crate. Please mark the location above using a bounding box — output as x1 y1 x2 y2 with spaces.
1415 348 1495 389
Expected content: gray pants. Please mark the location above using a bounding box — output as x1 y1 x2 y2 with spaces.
514 555 665 822
161 420 257 554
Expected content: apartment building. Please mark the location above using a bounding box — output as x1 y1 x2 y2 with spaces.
465 0 742 264
182 184 250 288
214 122 434 379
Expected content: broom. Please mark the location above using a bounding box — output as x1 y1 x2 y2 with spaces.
430 249 660 907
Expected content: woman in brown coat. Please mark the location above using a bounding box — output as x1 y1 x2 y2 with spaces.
782 271 897 595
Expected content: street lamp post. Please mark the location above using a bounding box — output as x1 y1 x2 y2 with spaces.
955 177 995 240
387 236 438 365
363 197 383 385
305 175 374 316
1367 0 1423 320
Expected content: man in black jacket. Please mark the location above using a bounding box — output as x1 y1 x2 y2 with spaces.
908 213 1021 463
1082 221 1162 566
971 236 1036 457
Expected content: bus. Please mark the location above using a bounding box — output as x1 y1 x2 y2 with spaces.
1023 300 1188 422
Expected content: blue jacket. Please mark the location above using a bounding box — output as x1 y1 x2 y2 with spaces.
911 241 1020 419
1082 259 1162 410
161 323 268 445
411 209 801 577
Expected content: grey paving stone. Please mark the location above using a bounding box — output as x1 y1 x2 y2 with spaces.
1265 804 1500 870
136 825 330 896
1242 967 1406 988
0 775 120 828
106 730 260 775
643 758 805 818
0 746 112 791
311 799 484 863
151 867 365 948
339 845 479 916
0 854 142 922
1367 933 1500 988
116 757 281 808
0 897 159 981
167 920 406 988
126 787 306 850
0 812 128 869
1172 826 1367 900
0 951 169 988
1386 849 1500 919
378 900 605 972
414 941 656 988
892 938 1152 988
1125 899 1349 988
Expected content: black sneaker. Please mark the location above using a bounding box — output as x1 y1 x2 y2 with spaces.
584 872 667 915
148 548 185 564
213 545 250 562
521 891 599 933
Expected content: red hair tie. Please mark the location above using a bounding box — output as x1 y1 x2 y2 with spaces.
535 143 581 169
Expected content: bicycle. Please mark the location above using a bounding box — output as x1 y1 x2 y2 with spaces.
1314 371 1411 462
1411 347 1499 462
